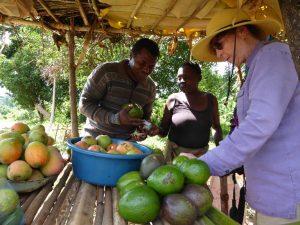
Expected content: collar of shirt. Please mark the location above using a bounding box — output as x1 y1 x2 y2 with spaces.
246 41 265 69
121 59 148 88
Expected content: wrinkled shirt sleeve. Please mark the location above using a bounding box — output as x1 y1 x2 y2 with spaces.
200 46 298 176
79 65 118 125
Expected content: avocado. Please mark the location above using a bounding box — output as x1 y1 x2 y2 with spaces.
160 194 197 225
140 154 165 179
181 183 213 216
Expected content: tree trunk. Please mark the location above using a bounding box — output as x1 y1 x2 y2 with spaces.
35 102 50 121
49 75 56 131
278 0 300 79
67 19 79 138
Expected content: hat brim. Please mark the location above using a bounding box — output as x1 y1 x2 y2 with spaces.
191 19 282 62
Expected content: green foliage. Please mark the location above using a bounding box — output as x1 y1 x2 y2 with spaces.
150 98 166 126
151 39 189 98
0 49 51 110
0 27 238 136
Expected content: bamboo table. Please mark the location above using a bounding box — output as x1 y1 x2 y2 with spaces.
19 163 170 225
20 163 231 225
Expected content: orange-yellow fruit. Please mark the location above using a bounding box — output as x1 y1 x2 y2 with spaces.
75 141 89 149
25 142 49 168
7 160 32 181
40 146 65 176
0 138 22 165
11 122 30 134
88 145 105 152
28 169 44 181
107 143 118 151
107 149 120 154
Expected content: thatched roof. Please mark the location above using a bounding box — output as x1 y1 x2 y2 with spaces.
0 0 283 39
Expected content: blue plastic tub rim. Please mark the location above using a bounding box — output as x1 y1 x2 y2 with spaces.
67 137 152 159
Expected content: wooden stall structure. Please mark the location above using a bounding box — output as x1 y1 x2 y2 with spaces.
0 0 299 220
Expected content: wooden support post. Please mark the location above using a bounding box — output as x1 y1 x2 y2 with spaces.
67 19 79 138
220 176 229 214
278 0 300 79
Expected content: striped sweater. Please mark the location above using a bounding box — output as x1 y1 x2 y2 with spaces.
79 60 156 139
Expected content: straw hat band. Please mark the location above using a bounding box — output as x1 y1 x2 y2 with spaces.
214 19 251 34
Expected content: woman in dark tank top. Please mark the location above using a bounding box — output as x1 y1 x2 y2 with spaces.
151 62 223 160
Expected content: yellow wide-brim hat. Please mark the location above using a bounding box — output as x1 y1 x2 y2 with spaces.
191 9 282 62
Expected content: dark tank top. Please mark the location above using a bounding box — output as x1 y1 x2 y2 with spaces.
168 92 213 148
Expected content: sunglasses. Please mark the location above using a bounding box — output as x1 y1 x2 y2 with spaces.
211 40 223 50
210 34 225 51
210 28 237 51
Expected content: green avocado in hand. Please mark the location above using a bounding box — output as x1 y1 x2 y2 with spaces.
122 103 144 119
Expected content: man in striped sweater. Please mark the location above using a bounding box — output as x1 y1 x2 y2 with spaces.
79 38 159 140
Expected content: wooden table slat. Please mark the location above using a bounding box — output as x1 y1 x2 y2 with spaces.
55 176 81 225
112 187 127 225
24 180 56 224
102 187 113 225
31 164 72 225
20 193 30 205
43 174 79 225
93 186 104 225
66 182 97 225
21 190 39 211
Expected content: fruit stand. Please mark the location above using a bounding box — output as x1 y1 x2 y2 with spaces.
0 1 299 224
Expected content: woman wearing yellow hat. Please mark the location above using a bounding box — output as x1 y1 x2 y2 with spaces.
188 9 300 225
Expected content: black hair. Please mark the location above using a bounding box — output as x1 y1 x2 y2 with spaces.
131 38 160 58
181 62 202 80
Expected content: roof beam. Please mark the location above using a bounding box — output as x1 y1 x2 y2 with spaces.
127 0 145 28
176 0 209 30
91 0 100 17
75 0 89 26
151 0 178 30
0 16 185 37
37 0 61 24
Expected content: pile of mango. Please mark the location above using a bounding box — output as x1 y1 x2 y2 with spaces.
75 135 142 155
0 122 65 182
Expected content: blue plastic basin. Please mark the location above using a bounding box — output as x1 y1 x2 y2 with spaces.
67 137 152 186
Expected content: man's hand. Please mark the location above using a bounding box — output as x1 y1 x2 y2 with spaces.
131 132 147 142
119 106 144 126
147 124 160 136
